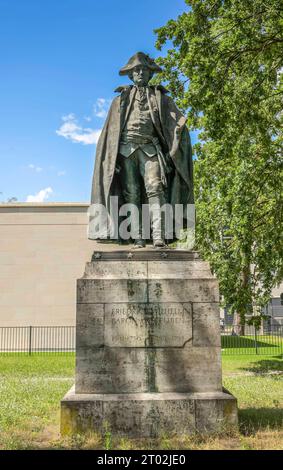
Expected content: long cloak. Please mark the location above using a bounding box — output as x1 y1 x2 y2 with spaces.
89 85 194 240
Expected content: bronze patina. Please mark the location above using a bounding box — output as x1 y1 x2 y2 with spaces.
89 52 194 248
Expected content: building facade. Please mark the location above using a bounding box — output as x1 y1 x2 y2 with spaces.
0 203 93 326
0 202 282 327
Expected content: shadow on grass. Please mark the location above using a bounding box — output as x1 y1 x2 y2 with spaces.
240 355 283 374
239 407 283 435
221 336 280 349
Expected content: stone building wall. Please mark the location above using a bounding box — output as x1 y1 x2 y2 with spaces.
0 203 93 326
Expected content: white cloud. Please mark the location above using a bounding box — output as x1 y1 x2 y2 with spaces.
56 114 101 145
26 187 53 202
93 98 111 119
29 164 43 173
62 113 76 122
57 170 66 177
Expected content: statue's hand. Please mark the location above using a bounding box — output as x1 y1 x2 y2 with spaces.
115 164 121 175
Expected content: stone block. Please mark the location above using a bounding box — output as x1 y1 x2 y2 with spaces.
75 345 222 394
84 261 147 279
104 302 192 348
61 387 238 438
62 250 238 436
148 279 219 303
75 347 148 393
195 394 238 433
76 303 104 348
154 346 222 393
147 260 212 279
192 302 221 347
77 279 148 303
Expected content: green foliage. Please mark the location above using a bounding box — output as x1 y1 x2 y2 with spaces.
0 192 18 203
155 0 283 325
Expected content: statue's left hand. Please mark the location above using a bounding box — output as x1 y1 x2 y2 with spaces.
115 164 121 175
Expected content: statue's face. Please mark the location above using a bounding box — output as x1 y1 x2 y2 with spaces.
130 65 152 87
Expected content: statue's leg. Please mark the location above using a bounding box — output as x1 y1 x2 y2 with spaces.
139 152 166 247
117 152 144 245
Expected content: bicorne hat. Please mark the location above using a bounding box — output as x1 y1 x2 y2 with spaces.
119 52 162 76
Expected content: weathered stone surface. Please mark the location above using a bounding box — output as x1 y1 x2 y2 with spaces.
148 279 219 303
76 302 193 349
192 302 221 347
154 346 222 393
195 395 238 433
90 249 200 260
77 279 147 303
104 302 192 347
84 261 148 279
75 345 221 394
76 347 148 393
61 386 238 438
76 303 104 348
61 251 238 436
147 260 212 279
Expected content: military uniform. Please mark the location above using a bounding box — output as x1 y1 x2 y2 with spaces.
89 52 194 246
117 86 167 242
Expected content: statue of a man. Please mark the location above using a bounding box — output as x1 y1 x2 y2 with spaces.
89 52 194 248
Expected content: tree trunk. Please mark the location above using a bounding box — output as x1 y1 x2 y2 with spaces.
233 312 245 336
233 262 251 336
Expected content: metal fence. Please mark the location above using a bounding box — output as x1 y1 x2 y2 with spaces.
221 325 283 355
0 326 75 354
0 325 282 355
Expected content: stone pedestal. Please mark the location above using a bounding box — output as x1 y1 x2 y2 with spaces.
61 249 238 437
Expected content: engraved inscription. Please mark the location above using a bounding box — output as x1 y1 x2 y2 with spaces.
104 303 192 347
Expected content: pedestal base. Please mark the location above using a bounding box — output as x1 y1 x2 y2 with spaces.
61 386 238 438
61 249 238 437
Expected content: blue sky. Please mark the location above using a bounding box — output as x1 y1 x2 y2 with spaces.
0 0 194 203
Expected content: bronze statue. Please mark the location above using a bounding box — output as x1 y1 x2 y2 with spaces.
89 52 194 248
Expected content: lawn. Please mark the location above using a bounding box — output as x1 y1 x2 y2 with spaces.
0 353 282 450
221 334 283 356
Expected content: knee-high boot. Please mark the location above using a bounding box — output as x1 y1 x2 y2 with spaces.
148 194 166 245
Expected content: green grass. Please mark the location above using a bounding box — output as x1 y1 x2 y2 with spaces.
0 355 75 450
221 334 283 356
222 354 283 435
0 353 282 450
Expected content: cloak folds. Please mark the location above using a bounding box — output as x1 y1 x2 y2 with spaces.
88 85 194 240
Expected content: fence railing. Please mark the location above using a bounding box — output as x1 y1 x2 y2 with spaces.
0 326 75 354
221 325 283 355
0 325 282 355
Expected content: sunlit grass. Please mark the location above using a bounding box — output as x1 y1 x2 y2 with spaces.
0 354 282 449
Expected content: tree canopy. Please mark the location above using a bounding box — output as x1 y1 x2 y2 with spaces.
155 0 283 328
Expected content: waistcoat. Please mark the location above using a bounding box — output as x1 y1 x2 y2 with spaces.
121 87 158 142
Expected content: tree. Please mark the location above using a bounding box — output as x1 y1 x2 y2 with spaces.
0 193 18 203
155 0 283 331
6 197 18 203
